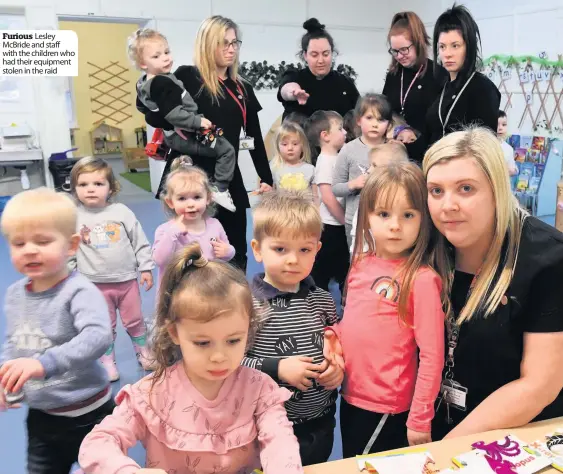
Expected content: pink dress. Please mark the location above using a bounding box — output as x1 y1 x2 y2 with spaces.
79 364 303 474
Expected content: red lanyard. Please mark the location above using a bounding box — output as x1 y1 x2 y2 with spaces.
400 64 423 114
219 78 247 131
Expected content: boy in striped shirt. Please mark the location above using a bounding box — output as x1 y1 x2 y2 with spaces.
243 190 343 466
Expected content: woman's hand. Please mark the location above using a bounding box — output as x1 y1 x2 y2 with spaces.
292 88 310 105
254 181 273 195
407 428 432 446
200 118 213 129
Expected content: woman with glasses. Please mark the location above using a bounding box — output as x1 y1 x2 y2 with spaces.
278 18 360 121
382 11 445 165
425 5 500 148
150 15 273 272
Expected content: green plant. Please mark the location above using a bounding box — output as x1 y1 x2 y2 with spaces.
239 60 358 90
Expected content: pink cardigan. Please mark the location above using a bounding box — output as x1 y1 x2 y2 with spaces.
336 255 445 433
79 364 303 474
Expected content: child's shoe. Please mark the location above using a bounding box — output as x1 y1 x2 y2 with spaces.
211 187 236 212
100 352 120 382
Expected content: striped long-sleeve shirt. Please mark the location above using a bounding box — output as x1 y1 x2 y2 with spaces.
242 274 338 425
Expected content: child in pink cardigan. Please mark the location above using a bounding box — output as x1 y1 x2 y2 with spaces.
326 162 447 458
152 156 235 295
79 243 303 474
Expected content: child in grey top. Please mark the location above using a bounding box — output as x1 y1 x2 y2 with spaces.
332 93 393 246
70 157 154 381
0 188 114 474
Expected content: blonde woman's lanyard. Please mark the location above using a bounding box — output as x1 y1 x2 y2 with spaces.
400 64 423 116
436 267 480 424
219 78 254 150
438 71 476 137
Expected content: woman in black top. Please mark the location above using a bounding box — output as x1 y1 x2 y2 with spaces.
426 5 500 147
149 16 273 271
278 18 360 121
382 11 445 164
423 127 563 441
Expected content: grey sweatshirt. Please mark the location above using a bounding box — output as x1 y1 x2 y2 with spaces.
1 272 112 410
136 72 202 132
72 203 154 283
332 138 371 226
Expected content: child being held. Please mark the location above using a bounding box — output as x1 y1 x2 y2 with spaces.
152 156 235 296
70 156 155 381
79 243 303 474
129 27 236 212
244 191 343 466
0 188 113 474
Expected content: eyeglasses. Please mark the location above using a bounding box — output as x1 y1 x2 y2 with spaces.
223 40 242 51
388 44 414 57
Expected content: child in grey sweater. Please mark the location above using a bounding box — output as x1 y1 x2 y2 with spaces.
70 156 154 382
0 187 114 474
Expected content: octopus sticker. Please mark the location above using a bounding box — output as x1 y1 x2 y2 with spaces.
370 276 400 302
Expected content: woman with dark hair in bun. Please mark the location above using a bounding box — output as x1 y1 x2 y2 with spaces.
278 18 360 120
425 4 500 147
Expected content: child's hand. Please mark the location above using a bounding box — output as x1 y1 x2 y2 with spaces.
211 238 232 259
323 329 345 370
407 428 432 446
292 88 310 105
278 356 323 391
317 359 344 390
139 271 153 291
0 358 45 394
200 118 213 129
397 129 417 143
348 174 367 191
253 181 272 195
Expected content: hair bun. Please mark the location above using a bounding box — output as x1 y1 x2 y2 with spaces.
303 18 325 33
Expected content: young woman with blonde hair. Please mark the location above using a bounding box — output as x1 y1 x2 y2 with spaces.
424 127 563 440
148 15 273 271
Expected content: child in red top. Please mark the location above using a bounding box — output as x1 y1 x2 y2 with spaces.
327 161 447 457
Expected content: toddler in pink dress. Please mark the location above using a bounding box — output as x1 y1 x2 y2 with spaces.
79 242 303 474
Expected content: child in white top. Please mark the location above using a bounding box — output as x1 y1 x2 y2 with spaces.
305 110 349 296
497 110 518 177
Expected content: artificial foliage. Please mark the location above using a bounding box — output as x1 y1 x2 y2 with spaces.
239 60 358 90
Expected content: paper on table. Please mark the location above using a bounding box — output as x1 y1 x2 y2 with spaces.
357 451 435 473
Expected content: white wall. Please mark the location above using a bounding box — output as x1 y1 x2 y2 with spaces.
3 0 562 191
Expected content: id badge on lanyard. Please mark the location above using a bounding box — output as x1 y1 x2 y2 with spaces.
220 78 255 151
438 71 476 137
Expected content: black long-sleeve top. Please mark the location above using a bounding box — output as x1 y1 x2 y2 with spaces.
277 67 360 120
382 59 446 164
425 71 501 148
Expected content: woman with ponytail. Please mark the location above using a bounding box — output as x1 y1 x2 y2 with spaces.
382 11 446 165
278 18 360 121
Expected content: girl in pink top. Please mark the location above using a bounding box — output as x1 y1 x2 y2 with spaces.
326 162 448 457
79 243 303 474
152 156 235 295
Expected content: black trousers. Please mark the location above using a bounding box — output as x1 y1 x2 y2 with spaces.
293 414 336 466
340 398 409 458
311 224 349 295
156 150 248 272
26 399 115 474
